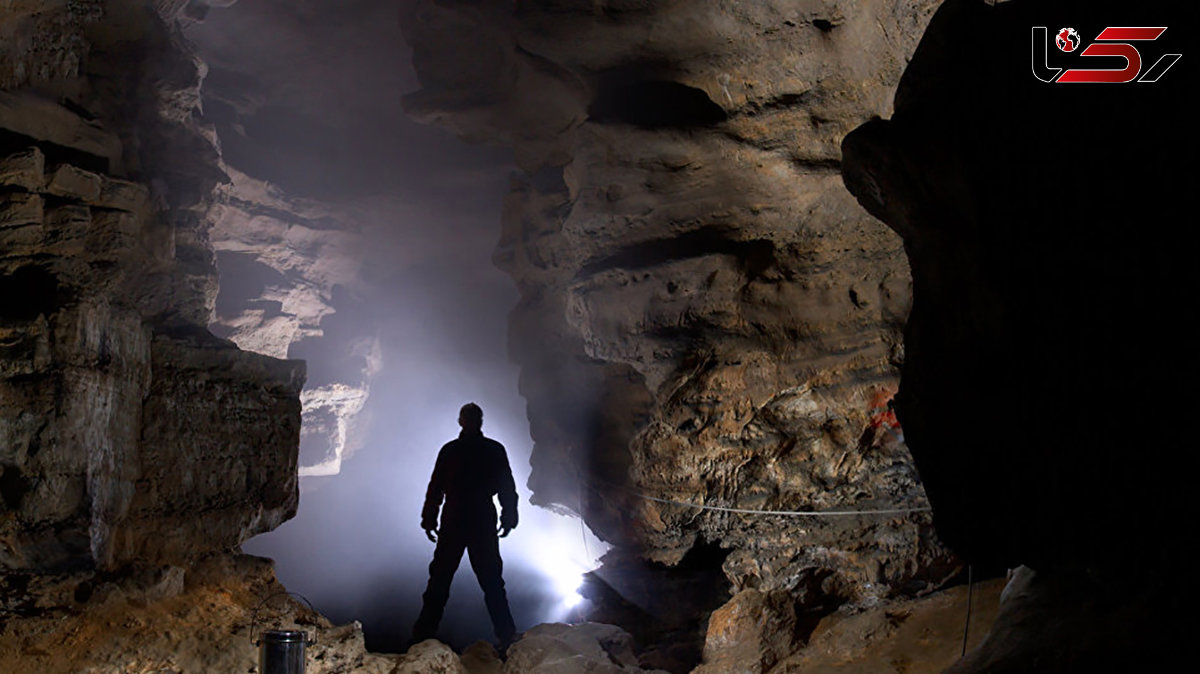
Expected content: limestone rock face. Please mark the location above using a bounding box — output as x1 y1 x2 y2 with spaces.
774 578 1004 673
114 329 303 566
402 0 951 627
0 0 103 91
207 167 359 360
0 141 300 573
696 588 799 674
1 3 314 670
0 0 303 576
179 4 389 478
205 165 377 476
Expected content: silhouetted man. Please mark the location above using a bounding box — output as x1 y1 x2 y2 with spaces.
412 403 518 647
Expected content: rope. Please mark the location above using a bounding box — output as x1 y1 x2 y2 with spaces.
594 478 931 517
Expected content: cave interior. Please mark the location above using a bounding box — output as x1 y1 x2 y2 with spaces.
1 0 1195 673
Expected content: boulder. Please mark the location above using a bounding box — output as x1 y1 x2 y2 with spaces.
503 622 662 674
395 639 468 674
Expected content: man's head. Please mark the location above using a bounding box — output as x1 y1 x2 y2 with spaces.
458 403 483 432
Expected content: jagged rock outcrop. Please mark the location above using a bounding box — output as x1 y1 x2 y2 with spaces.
205 164 376 476
182 5 383 478
0 554 399 673
0 2 345 670
771 577 1003 673
0 137 301 573
841 0 1195 669
402 0 953 663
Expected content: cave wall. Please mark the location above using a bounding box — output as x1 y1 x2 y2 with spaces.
204 165 375 477
843 0 1196 577
1 0 302 574
184 2 390 479
401 0 954 623
840 0 1195 670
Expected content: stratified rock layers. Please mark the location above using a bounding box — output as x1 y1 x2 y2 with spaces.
206 165 376 477
402 0 951 618
0 2 326 670
1 0 301 582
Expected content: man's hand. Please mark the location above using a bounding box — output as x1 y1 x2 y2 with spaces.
424 527 438 543
499 510 517 539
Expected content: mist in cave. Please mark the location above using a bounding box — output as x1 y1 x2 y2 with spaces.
186 0 604 652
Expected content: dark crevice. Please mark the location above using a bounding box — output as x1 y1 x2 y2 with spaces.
0 129 110 175
589 80 727 129
224 197 343 231
213 251 289 319
580 228 775 279
791 157 842 172
525 164 568 194
0 266 64 321
583 543 731 673
747 91 810 114
0 465 30 510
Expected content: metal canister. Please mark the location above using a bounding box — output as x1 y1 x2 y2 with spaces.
258 629 311 674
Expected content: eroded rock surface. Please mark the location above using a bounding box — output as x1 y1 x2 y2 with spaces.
402 0 954 664
183 2 394 478
2 1 312 670
770 578 1003 673
205 164 377 476
0 554 398 674
0 139 302 573
505 622 666 674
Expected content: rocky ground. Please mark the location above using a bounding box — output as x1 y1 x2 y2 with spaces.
0 554 398 673
0 551 1002 673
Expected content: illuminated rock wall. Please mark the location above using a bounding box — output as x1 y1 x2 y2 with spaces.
402 0 950 602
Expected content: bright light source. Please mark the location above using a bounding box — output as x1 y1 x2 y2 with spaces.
513 506 608 620
537 536 588 610
562 590 584 608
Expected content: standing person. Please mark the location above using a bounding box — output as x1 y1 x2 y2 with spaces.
412 403 518 648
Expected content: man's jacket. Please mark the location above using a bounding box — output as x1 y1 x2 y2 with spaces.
421 429 518 532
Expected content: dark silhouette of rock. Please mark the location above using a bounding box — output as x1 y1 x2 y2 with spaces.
843 0 1197 669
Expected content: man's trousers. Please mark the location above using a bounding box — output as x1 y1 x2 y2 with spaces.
412 524 516 643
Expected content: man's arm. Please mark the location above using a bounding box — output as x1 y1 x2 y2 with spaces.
496 444 518 537
421 448 447 542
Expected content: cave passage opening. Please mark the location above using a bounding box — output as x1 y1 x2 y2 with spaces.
188 0 608 653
